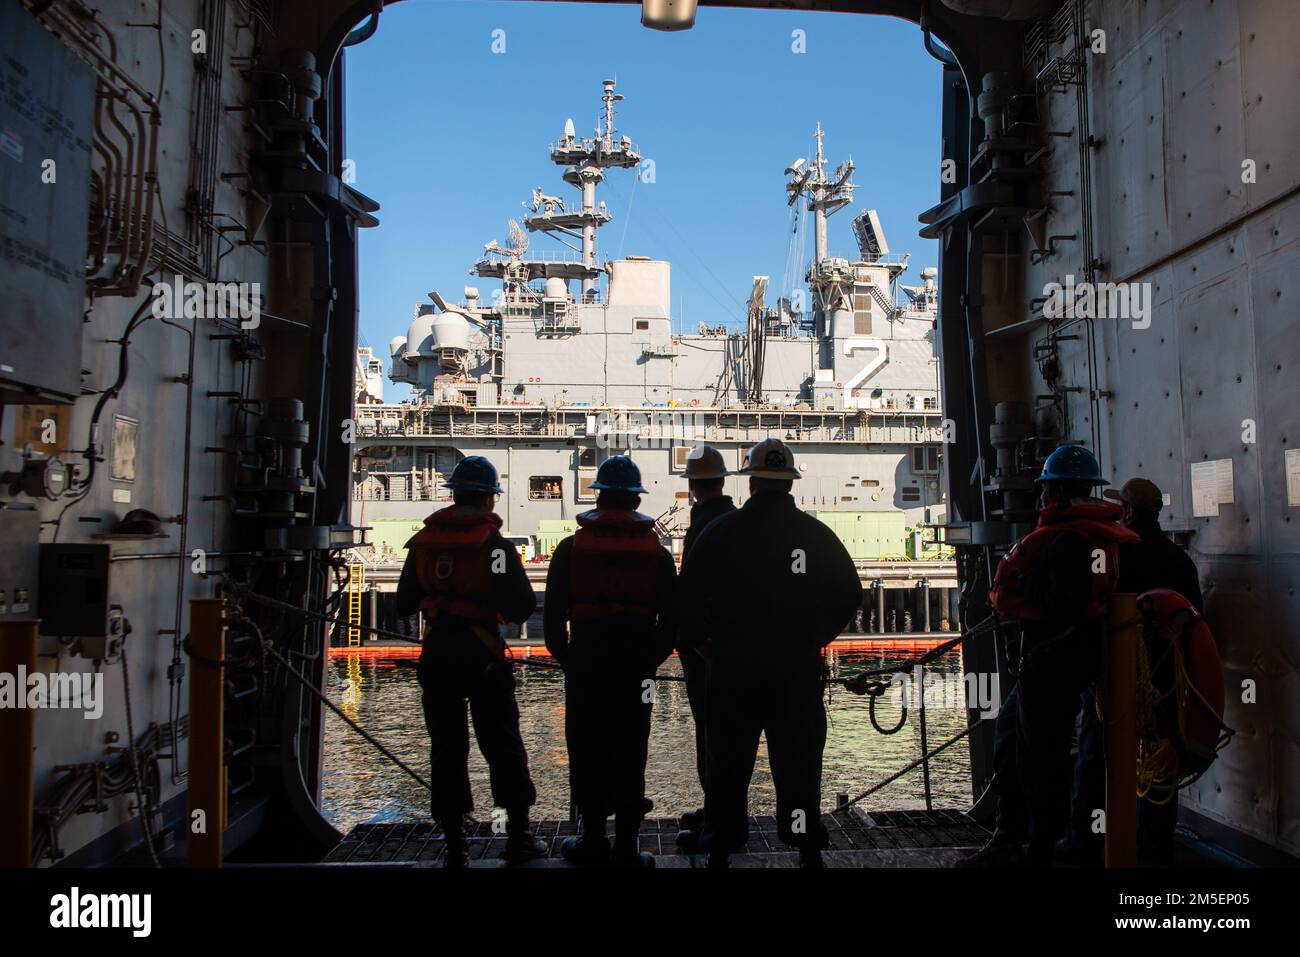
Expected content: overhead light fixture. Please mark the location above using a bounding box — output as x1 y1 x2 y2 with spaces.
641 0 697 31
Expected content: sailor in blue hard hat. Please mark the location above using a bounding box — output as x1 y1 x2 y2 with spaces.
1034 444 1108 487
543 453 676 868
442 455 504 494
396 452 546 866
964 442 1140 868
587 454 649 493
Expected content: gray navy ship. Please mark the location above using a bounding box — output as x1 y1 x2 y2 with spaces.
346 81 955 640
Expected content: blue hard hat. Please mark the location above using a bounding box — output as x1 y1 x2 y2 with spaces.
443 455 502 493
589 455 647 493
1036 445 1107 485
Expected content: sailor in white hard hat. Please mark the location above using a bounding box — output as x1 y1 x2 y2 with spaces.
673 446 736 852
677 437 863 868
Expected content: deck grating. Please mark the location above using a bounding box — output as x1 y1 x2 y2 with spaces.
322 807 989 866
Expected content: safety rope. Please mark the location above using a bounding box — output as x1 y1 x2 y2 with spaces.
262 641 434 794
838 719 988 810
224 587 1006 803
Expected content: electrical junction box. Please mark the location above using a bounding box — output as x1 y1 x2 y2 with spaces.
38 543 111 637
0 3 95 403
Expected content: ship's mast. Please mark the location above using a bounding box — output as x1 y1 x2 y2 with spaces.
527 79 641 301
786 125 857 346
788 123 856 268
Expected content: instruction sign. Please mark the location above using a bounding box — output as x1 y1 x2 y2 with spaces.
1191 458 1234 517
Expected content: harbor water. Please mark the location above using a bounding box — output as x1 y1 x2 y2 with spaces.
321 645 976 833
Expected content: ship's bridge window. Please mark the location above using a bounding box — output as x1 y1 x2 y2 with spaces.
912 446 940 474
672 446 691 470
577 446 600 469
530 476 563 500
577 475 597 502
901 486 922 502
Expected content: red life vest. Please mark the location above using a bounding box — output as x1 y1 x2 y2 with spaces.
1137 588 1225 776
569 509 663 622
404 506 503 623
989 499 1140 621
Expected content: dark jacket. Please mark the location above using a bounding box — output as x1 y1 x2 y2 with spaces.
677 494 737 653
677 491 863 654
542 530 678 667
1117 515 1203 612
395 519 536 624
1022 529 1097 641
682 494 736 563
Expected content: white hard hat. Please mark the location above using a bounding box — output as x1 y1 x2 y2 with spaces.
683 445 728 480
738 438 801 480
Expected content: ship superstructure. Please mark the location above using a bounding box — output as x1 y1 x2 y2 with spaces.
348 81 953 632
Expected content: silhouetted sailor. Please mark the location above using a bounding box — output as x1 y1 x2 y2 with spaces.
986 446 1139 867
1064 477 1204 865
395 456 546 867
674 445 736 852
543 455 677 868
678 439 863 868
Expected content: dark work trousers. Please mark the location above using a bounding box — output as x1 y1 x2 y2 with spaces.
417 628 536 823
1016 631 1102 864
1069 690 1179 864
680 648 709 797
701 650 829 854
562 643 655 835
990 683 1028 840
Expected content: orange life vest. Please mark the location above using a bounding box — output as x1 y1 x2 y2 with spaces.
1138 588 1225 776
569 509 662 622
404 506 503 624
989 499 1140 621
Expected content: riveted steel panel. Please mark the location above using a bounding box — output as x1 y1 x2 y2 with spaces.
1250 238 1300 555
1104 269 1188 515
1176 271 1261 555
0 4 94 402
1164 18 1248 249
1239 0 1300 208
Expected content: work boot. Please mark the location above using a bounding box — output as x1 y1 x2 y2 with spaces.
503 828 548 864
706 851 729 869
441 820 469 869
560 834 610 867
676 808 706 852
612 849 656 869
501 808 548 864
953 829 1026 868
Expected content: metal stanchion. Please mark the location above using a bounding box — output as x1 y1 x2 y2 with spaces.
1104 592 1138 868
0 619 39 867
187 598 226 867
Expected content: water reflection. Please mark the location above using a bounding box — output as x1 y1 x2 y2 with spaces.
321 646 973 833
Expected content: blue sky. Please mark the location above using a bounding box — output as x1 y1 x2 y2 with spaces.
345 0 943 398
